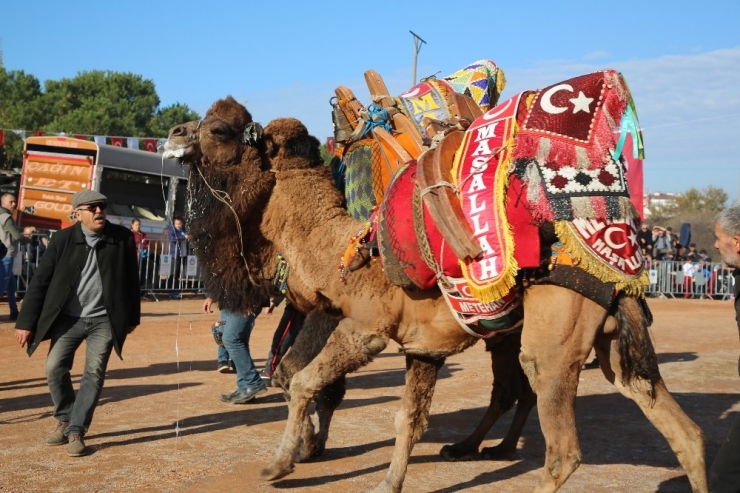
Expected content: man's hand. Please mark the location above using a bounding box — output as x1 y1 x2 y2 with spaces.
127 326 137 334
203 297 214 314
15 329 33 348
266 302 276 315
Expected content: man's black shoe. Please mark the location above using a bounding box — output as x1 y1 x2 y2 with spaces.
220 385 267 404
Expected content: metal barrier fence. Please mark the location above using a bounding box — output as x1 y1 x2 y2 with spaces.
14 234 204 300
11 235 736 301
645 260 735 300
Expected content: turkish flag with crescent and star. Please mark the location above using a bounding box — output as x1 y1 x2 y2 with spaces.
522 72 606 144
144 138 158 152
567 217 644 277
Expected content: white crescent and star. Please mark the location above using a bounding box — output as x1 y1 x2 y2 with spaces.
540 84 594 115
570 91 594 114
604 226 628 250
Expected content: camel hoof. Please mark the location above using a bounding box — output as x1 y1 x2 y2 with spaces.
439 443 479 462
260 463 294 481
480 444 516 461
296 440 324 463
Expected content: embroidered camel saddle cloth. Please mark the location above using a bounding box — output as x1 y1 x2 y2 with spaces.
370 69 648 336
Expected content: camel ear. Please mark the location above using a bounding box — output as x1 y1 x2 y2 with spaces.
243 122 263 146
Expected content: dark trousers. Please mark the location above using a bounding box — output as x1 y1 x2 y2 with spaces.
710 411 740 492
263 304 305 376
167 256 183 291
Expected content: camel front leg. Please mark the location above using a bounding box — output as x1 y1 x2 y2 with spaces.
519 285 606 493
261 318 388 481
272 310 345 462
299 376 347 460
440 332 535 461
369 354 444 493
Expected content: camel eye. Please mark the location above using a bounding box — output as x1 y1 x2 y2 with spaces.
209 126 235 142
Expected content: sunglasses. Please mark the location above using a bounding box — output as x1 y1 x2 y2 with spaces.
77 202 107 213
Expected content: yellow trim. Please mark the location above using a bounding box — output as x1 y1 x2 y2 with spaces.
459 117 520 304
554 221 649 297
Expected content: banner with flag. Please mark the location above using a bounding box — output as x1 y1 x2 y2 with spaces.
622 132 644 222
144 138 158 152
1 127 168 150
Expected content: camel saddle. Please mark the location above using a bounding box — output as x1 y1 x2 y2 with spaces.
331 60 506 223
375 69 648 298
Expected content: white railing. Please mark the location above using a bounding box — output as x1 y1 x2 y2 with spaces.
14 234 204 300
644 260 735 299
11 235 735 301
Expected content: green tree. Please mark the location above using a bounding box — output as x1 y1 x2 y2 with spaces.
41 71 160 136
0 69 200 169
646 186 729 254
319 143 332 165
0 68 44 169
147 103 200 137
673 186 727 214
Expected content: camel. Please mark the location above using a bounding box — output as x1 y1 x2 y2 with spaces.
163 96 707 492
273 311 536 463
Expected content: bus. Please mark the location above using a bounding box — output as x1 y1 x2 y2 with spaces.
18 136 188 239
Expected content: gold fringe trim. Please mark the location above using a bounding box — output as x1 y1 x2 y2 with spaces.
554 221 649 297
459 118 519 304
494 68 507 104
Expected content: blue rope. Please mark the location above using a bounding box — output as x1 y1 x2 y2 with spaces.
359 105 394 139
333 105 395 192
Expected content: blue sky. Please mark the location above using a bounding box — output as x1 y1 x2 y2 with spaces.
2 1 739 201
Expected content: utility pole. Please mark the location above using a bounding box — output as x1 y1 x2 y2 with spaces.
410 31 426 86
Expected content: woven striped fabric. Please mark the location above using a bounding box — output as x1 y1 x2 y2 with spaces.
344 139 381 221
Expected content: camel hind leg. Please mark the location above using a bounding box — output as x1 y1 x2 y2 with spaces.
369 353 444 493
261 318 388 481
593 296 707 492
440 332 536 461
519 285 607 492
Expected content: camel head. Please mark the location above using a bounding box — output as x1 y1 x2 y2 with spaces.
163 96 265 168
164 95 323 173
161 96 325 313
261 117 324 171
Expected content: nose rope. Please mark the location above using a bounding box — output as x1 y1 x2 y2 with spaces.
194 162 257 286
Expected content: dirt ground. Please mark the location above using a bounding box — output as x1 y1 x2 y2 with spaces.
0 296 737 492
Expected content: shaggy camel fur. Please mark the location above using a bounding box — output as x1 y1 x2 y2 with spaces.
164 97 707 492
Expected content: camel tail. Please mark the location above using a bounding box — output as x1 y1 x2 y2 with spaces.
614 295 661 392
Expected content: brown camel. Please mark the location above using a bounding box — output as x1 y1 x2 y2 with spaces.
163 96 707 492
273 310 536 463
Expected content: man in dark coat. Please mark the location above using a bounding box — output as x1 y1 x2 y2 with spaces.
709 204 740 491
636 223 654 257
14 190 140 457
